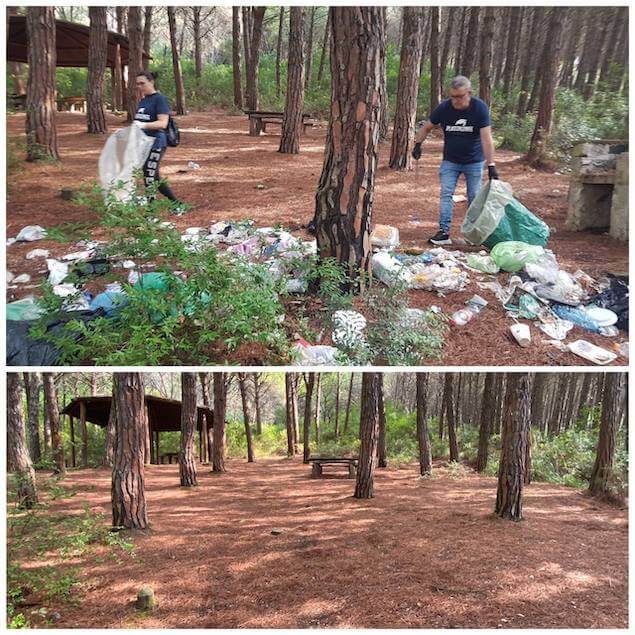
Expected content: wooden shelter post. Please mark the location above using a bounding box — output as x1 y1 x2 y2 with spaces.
69 415 76 468
80 401 88 468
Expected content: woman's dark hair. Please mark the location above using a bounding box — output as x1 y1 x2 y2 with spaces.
136 70 158 84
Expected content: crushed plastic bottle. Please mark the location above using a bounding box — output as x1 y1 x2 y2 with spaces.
451 295 488 326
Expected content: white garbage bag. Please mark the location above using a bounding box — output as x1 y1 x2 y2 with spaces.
98 125 154 202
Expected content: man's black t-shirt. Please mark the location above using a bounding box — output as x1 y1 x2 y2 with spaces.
429 97 491 164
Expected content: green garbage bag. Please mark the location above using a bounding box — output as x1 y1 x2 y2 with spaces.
461 179 549 249
490 241 544 273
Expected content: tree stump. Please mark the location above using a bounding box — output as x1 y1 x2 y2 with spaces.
135 587 156 611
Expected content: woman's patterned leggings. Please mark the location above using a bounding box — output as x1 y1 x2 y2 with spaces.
143 147 178 202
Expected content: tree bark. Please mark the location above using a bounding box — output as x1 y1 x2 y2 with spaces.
86 7 108 134
444 374 459 462
495 373 531 521
516 8 541 115
285 373 296 456
199 372 213 461
111 373 149 529
8 374 38 508
589 373 623 496
302 373 315 462
168 7 186 115
334 373 341 439
143 7 153 69
377 374 387 468
598 8 624 87
389 7 424 170
440 7 457 78
429 7 441 112
212 373 227 473
317 9 330 83
344 373 354 433
501 7 521 100
476 373 497 472
378 7 389 144
416 374 432 476
252 373 263 435
178 373 198 486
43 373 65 474
315 7 384 292
461 7 480 78
238 373 255 463
103 392 117 467
24 372 42 464
305 7 315 90
192 8 202 79
232 7 243 109
354 373 381 499
126 7 143 122
279 7 306 155
314 373 322 444
80 401 88 468
275 7 285 98
244 7 267 119
526 8 565 167
478 7 495 106
582 10 611 100
25 7 59 161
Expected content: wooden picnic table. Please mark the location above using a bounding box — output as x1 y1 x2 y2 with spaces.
160 452 179 465
244 109 315 136
57 96 87 113
308 456 358 479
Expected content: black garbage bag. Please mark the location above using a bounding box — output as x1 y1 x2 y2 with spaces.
589 275 629 332
7 309 105 366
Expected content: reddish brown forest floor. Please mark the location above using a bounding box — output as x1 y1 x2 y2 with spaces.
6 111 629 366
23 458 628 628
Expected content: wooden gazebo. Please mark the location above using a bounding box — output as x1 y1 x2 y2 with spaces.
62 395 213 466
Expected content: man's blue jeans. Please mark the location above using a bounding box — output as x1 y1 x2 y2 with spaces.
439 160 484 233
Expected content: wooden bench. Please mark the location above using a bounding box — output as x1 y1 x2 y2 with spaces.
244 110 315 136
159 452 179 465
308 457 358 479
57 96 87 113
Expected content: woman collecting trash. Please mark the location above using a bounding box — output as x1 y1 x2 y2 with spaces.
133 70 186 213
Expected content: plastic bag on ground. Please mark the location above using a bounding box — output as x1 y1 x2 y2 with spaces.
537 319 574 340
589 276 628 332
12 273 31 284
371 224 400 250
294 344 339 365
465 253 499 274
16 225 47 242
46 259 70 285
490 241 544 273
89 291 129 317
461 179 549 248
524 251 560 285
26 248 50 259
534 271 587 305
7 297 46 321
372 251 413 287
551 303 601 333
98 125 154 202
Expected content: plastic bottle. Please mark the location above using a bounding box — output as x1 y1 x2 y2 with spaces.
451 295 487 326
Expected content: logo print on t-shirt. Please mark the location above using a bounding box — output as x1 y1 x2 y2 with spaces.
445 118 474 133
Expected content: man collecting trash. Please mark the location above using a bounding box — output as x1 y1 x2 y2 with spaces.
412 76 498 245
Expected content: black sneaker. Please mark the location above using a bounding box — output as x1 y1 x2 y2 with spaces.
428 230 452 245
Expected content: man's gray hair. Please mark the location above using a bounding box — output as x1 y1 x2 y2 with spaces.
450 76 472 91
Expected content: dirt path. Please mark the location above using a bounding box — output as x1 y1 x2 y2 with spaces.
6 111 628 366
38 458 627 628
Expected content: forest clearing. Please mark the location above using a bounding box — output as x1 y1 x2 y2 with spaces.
6 6 629 366
7 371 628 628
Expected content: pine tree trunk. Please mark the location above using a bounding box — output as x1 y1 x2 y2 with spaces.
303 373 315 462
238 373 255 463
334 373 341 439
388 7 423 170
478 7 495 105
245 7 266 119
455 7 468 75
354 373 381 499
501 7 521 100
168 7 186 115
24 372 42 464
279 7 305 154
377 375 387 468
378 7 389 143
103 393 117 467
573 13 595 93
252 373 263 435
445 373 459 462
126 7 143 122
304 7 315 90
317 10 330 82
285 374 296 456
344 373 354 433
314 373 322 445
86 7 108 134
315 7 384 292
80 401 88 468
232 7 243 109
199 372 212 462
178 373 198 486
25 7 59 161
516 8 541 115
530 372 549 432
440 7 457 77
212 373 227 473
111 373 148 529
7 374 38 509
526 8 565 167
589 373 623 496
416 373 432 476
275 7 285 99
192 8 202 79
476 373 497 472
582 10 611 100
558 8 584 88
461 7 480 78
143 7 153 68
43 373 65 474
495 373 531 521
429 7 441 112
598 8 623 87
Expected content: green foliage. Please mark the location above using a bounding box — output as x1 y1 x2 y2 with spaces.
226 421 288 458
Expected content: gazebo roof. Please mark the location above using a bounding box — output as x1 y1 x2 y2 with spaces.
62 395 213 433
7 15 151 69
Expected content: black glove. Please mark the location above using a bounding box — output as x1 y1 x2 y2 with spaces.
412 142 422 161
488 164 499 180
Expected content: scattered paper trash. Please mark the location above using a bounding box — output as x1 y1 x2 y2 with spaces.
567 340 617 365
537 319 573 341
510 323 531 347
16 225 47 242
294 344 339 365
372 251 413 288
12 273 31 284
46 259 70 285
371 224 400 250
26 248 50 260
452 194 467 203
